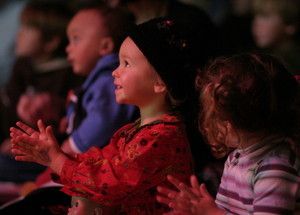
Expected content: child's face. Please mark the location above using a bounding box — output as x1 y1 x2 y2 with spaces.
15 24 45 58
66 9 108 76
112 37 161 106
252 12 288 48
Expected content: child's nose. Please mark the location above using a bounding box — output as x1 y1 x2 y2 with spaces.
65 44 71 54
112 68 119 78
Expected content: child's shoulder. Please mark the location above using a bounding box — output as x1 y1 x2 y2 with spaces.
112 114 185 140
87 55 118 84
255 141 300 176
145 114 183 132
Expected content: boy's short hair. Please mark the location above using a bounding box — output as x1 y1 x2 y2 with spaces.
253 0 300 26
20 0 72 56
20 0 71 42
74 2 135 52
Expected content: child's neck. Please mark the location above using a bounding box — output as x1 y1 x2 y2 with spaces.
139 104 169 126
238 131 267 149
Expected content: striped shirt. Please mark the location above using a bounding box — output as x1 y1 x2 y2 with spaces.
216 136 300 215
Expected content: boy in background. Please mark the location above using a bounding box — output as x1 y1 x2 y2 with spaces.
0 0 80 184
1 2 137 208
252 0 300 76
60 2 137 156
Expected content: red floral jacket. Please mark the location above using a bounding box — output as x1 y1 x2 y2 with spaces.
58 114 193 214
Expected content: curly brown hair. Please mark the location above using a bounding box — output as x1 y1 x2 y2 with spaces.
196 53 300 157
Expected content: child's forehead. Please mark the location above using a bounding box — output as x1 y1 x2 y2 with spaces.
120 37 143 57
254 1 281 15
69 9 105 29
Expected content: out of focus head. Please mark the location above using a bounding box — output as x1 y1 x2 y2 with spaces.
230 0 253 16
16 0 71 59
252 0 300 48
66 3 135 76
197 53 299 157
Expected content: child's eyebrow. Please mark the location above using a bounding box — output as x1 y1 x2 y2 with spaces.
119 52 130 59
67 27 79 35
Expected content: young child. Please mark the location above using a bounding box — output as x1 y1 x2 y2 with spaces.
9 17 205 214
157 52 300 214
252 0 300 76
15 2 138 199
58 2 137 156
0 3 138 210
0 0 80 184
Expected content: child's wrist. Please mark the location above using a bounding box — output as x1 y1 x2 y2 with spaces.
50 151 68 175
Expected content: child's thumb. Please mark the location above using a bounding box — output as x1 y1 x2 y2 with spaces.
37 119 46 132
46 126 56 141
199 183 212 200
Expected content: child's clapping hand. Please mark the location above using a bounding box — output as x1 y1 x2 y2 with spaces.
157 175 224 215
10 120 66 173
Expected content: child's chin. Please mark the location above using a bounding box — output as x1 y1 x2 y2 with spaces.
114 96 122 104
73 68 89 76
115 98 129 105
116 99 125 104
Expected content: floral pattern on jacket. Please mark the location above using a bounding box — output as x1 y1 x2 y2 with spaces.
58 114 193 214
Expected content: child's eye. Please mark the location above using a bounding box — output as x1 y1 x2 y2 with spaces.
124 60 130 67
70 35 80 44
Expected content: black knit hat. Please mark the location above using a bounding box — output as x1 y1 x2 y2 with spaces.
128 17 218 102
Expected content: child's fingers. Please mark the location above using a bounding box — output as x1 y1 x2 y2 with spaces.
37 119 46 133
167 175 197 199
156 195 172 206
178 182 195 195
157 186 178 199
16 121 37 136
13 136 37 150
190 175 200 188
14 154 35 163
190 175 201 197
11 141 34 155
11 144 33 161
167 175 184 190
46 126 56 141
199 183 213 200
9 127 25 137
11 147 27 157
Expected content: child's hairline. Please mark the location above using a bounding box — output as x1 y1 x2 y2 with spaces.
253 0 300 25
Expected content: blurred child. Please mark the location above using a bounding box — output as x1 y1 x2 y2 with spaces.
0 2 135 213
157 53 300 214
252 0 300 76
9 17 207 214
219 0 257 54
12 2 138 200
60 2 137 156
0 0 81 184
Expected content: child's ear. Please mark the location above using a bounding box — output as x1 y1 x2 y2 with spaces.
225 121 233 133
154 78 166 93
285 24 297 36
98 37 114 56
